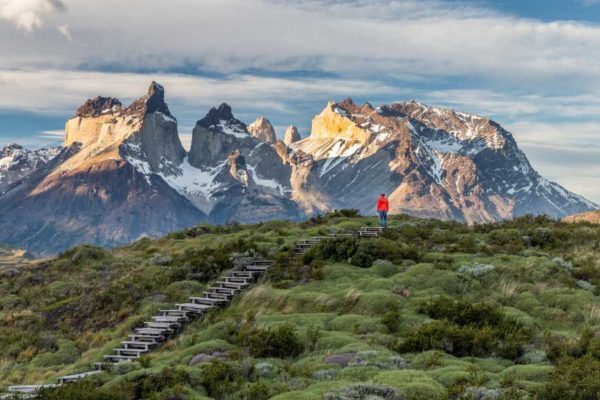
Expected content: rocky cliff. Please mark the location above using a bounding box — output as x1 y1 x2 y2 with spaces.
247 117 277 143
0 83 207 255
290 99 596 222
284 125 301 145
171 104 303 223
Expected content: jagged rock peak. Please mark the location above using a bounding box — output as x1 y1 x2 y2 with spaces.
284 125 301 145
197 103 234 127
126 81 174 118
195 103 248 136
248 117 276 143
75 96 122 117
2 143 23 153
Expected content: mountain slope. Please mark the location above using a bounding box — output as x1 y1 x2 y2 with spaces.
0 85 595 254
564 210 600 224
0 83 207 255
291 99 596 222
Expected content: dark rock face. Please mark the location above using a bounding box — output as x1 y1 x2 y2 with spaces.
75 97 122 117
126 81 174 118
196 103 240 129
188 103 253 168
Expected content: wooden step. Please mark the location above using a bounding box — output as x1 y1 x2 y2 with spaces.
204 291 230 299
121 341 155 350
247 260 273 266
128 334 163 343
159 309 190 318
176 303 213 313
213 287 239 296
144 322 177 331
190 296 228 305
361 227 383 232
245 265 269 272
223 276 253 284
134 327 170 336
57 370 103 384
152 315 188 323
103 354 139 362
115 347 149 356
230 271 258 278
8 385 58 393
217 281 250 290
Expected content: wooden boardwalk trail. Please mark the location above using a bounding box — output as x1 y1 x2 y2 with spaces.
5 228 383 397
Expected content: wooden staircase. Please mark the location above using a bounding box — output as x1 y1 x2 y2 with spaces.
358 226 384 238
99 258 273 367
5 236 330 396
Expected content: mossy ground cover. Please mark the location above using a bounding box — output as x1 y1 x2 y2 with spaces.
2 213 600 399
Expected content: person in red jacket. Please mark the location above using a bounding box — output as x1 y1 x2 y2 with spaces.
376 193 389 228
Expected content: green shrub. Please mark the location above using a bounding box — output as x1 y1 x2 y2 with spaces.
200 360 240 399
325 383 404 400
246 322 304 358
37 381 133 400
541 355 600 399
397 298 531 359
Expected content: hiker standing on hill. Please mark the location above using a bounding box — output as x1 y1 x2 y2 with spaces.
377 193 389 228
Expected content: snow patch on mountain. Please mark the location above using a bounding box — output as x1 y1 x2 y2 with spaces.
161 157 225 199
214 120 248 139
247 164 285 195
0 144 62 185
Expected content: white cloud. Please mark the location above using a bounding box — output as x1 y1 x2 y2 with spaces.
0 0 65 32
0 69 395 115
57 23 70 40
0 0 599 203
0 0 599 91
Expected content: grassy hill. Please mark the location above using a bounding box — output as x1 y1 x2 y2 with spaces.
2 213 600 399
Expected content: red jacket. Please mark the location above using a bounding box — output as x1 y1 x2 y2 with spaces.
377 196 389 212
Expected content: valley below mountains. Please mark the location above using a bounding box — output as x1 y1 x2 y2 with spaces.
0 82 596 255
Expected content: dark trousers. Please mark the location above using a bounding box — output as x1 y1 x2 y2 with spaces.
379 211 388 228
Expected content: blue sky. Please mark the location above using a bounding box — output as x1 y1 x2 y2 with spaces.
0 0 599 203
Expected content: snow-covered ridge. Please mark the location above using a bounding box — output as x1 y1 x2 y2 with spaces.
0 145 62 172
210 121 249 139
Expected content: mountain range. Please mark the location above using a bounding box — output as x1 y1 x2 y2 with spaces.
0 82 596 255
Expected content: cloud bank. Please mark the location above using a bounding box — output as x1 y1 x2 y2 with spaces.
0 0 598 202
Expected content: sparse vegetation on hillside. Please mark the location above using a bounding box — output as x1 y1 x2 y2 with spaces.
2 213 600 399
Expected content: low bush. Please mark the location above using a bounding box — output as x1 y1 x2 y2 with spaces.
245 322 304 358
200 360 240 399
325 383 405 400
397 298 531 359
541 355 600 400
307 237 420 267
